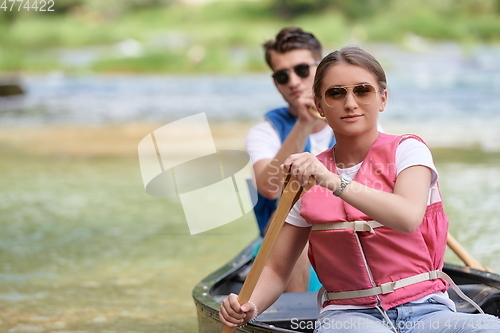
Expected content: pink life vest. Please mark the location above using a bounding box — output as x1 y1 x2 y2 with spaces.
300 133 449 310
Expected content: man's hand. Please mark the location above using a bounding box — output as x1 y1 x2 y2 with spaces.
294 90 318 124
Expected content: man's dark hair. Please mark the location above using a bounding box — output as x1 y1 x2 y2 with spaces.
263 27 322 69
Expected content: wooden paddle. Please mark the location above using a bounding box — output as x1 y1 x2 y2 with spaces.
446 232 493 273
221 174 315 333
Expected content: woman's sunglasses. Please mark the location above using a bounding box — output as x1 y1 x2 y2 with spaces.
323 84 380 107
272 62 320 85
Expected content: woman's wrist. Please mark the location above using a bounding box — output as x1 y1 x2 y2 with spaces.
247 300 259 321
238 300 259 327
324 172 342 193
333 174 351 197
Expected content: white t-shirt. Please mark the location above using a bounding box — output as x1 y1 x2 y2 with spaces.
284 138 455 312
246 119 384 165
246 120 334 164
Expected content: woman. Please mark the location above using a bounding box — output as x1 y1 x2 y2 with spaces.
219 46 500 332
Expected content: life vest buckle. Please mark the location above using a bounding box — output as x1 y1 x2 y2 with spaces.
380 281 396 294
428 270 439 280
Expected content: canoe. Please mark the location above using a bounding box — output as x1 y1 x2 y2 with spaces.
193 238 500 333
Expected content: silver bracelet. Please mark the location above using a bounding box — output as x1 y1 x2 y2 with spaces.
247 300 259 321
333 174 351 197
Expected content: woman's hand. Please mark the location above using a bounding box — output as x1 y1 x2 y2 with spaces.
219 293 257 328
281 152 337 188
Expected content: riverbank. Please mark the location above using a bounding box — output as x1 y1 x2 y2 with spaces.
0 122 254 157
3 121 500 157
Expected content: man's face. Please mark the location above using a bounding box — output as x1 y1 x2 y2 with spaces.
269 49 318 106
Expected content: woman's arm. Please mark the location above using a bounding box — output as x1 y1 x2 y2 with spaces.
219 223 311 327
251 119 317 200
341 165 431 233
282 152 432 233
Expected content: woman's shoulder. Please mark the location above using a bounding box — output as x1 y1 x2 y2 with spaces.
375 133 429 148
399 133 427 145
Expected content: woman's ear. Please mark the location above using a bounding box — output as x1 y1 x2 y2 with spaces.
314 97 323 116
379 89 388 112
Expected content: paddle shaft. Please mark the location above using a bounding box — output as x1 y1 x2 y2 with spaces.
221 176 313 333
446 232 492 272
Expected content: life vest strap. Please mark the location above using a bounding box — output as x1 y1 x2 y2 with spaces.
323 270 440 300
311 220 383 234
321 270 485 314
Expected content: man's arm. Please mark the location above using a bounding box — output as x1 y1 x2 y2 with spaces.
253 117 316 199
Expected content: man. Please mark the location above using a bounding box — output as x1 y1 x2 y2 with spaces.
246 27 335 292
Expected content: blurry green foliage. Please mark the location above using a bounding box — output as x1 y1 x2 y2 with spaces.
82 0 177 18
0 9 21 27
1 0 500 73
454 0 500 14
270 0 329 19
49 0 85 13
50 0 179 15
271 0 392 21
270 0 500 20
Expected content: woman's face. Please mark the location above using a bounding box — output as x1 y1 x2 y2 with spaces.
315 62 387 137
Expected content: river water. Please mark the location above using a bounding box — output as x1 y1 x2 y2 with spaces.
2 43 500 151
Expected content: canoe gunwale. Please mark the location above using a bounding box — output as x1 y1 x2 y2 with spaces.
193 238 294 332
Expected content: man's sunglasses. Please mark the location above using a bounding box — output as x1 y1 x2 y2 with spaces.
323 84 380 107
272 61 320 85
